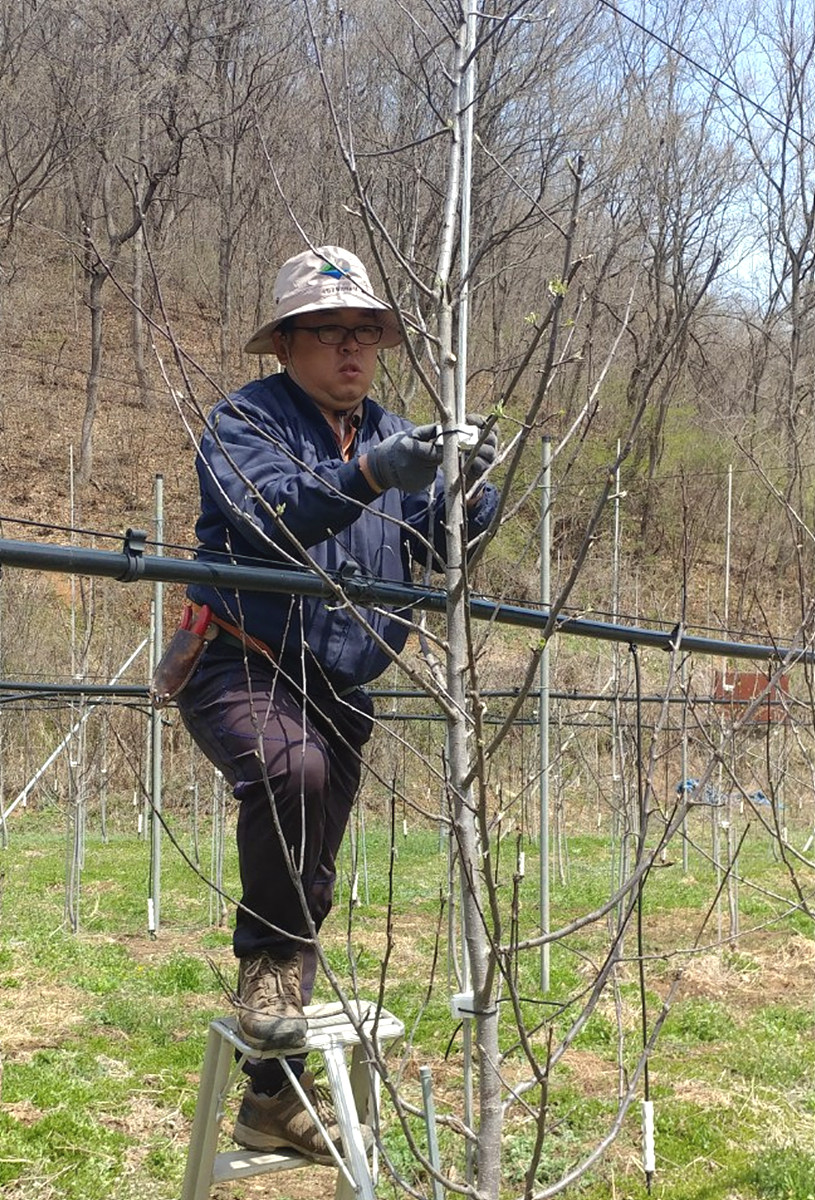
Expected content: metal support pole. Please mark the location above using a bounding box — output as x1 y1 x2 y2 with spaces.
149 475 164 935
420 1066 445 1200
0 576 5 849
680 657 689 874
611 443 621 787
720 464 733 944
458 822 475 1183
610 446 624 923
539 437 551 992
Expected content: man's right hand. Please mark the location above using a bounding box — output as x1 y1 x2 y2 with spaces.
364 426 443 493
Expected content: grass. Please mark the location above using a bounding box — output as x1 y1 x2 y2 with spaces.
0 807 813 1198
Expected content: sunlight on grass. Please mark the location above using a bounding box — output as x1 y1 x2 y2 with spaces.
0 813 812 1198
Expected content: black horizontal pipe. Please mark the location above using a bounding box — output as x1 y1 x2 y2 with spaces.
0 535 811 665
0 682 148 699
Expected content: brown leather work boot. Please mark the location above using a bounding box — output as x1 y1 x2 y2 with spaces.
236 951 308 1051
232 1073 373 1164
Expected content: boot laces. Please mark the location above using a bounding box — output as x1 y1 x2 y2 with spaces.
240 952 300 1009
300 1073 336 1128
278 955 302 1006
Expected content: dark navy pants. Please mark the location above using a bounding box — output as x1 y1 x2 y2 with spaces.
176 638 373 1091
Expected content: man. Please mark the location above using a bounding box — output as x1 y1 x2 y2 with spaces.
174 245 498 1161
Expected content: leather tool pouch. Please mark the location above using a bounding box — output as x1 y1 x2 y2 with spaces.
150 619 215 708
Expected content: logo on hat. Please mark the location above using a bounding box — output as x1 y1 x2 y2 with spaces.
319 258 350 280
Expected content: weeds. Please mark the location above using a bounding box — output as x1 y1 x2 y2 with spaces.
0 815 812 1198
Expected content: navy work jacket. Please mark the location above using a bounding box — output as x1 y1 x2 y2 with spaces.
188 372 498 693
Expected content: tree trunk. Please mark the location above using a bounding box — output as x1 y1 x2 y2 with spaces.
132 225 149 405
78 267 106 487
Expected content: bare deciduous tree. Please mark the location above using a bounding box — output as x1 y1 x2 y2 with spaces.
53 0 198 485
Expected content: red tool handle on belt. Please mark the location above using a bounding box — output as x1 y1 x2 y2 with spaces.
180 602 213 636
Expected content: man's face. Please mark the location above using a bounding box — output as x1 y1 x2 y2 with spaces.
271 308 383 412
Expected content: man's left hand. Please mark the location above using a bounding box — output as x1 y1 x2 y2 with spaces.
464 414 498 486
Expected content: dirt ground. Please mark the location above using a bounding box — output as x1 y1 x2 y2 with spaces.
2 926 813 1199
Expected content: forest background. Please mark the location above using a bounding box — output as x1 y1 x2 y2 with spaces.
1 1 815 1199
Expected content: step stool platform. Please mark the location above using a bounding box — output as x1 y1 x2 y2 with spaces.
181 1001 403 1200
213 1146 310 1183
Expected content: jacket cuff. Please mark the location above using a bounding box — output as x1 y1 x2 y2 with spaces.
338 459 380 505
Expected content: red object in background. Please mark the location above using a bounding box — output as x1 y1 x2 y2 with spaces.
713 670 789 723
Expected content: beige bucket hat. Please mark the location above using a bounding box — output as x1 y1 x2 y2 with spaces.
245 245 402 354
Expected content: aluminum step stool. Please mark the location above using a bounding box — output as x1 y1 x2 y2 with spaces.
181 1000 404 1200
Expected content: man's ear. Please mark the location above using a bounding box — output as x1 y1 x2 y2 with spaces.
271 328 288 365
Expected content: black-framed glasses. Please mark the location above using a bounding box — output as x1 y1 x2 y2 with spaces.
290 324 384 346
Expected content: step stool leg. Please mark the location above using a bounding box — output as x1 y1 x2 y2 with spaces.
181 1023 235 1200
323 1045 376 1200
348 1043 373 1124
348 1043 380 1184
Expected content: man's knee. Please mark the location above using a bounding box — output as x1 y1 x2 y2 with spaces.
243 723 330 807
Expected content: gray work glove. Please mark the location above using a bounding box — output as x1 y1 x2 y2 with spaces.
464 414 498 485
366 425 443 493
